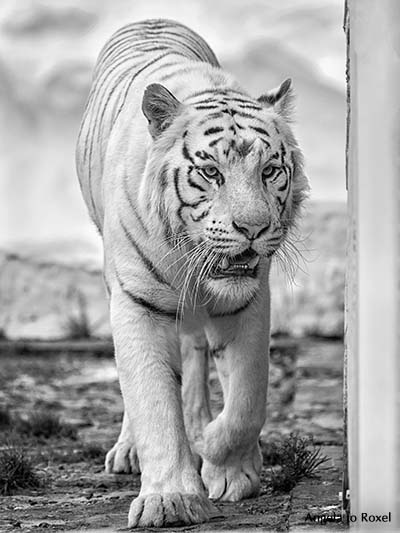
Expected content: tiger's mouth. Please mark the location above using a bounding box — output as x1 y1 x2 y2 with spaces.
210 248 260 279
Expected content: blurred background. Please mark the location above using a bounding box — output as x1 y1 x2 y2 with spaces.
0 0 346 340
0 3 346 526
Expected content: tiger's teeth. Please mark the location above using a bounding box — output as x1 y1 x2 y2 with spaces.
221 257 230 270
248 255 260 269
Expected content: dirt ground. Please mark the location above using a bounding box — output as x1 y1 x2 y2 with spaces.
0 338 345 532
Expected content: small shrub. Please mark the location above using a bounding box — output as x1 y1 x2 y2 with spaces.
17 412 77 440
270 469 298 492
81 443 105 463
63 289 92 339
0 445 41 495
268 432 329 493
261 437 285 466
0 406 12 429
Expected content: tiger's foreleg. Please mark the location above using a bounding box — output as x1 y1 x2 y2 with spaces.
201 300 270 501
181 332 212 469
110 288 214 528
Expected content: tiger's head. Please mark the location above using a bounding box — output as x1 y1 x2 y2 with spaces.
142 80 308 305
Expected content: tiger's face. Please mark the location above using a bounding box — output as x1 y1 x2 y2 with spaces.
142 82 307 303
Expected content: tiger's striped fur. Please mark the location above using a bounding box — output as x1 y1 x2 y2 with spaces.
76 19 308 529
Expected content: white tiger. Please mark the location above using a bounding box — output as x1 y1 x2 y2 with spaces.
76 19 308 528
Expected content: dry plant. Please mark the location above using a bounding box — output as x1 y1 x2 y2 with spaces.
0 406 12 429
0 445 42 495
63 287 92 339
16 412 77 441
264 432 329 493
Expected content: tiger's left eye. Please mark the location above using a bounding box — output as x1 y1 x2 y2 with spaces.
201 166 220 181
262 166 278 182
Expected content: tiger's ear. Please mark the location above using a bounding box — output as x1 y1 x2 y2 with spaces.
257 78 294 121
142 83 181 139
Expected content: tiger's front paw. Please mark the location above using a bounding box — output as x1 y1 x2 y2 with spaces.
128 492 214 528
201 444 262 501
105 439 140 474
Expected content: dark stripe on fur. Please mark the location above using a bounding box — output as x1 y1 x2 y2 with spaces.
232 111 259 120
209 136 224 147
182 143 195 164
195 150 215 161
277 178 289 192
228 97 261 107
198 112 224 125
250 125 270 137
237 104 263 111
204 126 224 136
123 175 149 235
205 236 237 243
119 217 170 286
126 292 176 319
115 270 177 319
174 168 208 222
260 138 271 149
159 165 169 195
195 104 220 110
192 97 220 105
188 175 207 192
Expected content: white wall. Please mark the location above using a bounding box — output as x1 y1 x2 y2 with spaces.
346 0 400 527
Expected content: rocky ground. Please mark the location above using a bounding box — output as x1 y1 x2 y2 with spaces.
0 338 344 532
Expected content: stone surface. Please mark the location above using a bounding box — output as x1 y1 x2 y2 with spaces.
0 338 344 531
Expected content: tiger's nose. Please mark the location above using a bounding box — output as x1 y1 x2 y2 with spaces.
232 220 270 240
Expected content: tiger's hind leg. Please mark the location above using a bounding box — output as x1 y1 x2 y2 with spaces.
105 409 140 475
181 332 212 470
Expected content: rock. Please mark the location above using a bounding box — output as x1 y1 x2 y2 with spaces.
0 202 345 340
0 248 109 340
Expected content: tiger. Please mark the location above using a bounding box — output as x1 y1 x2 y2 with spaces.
76 19 308 528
